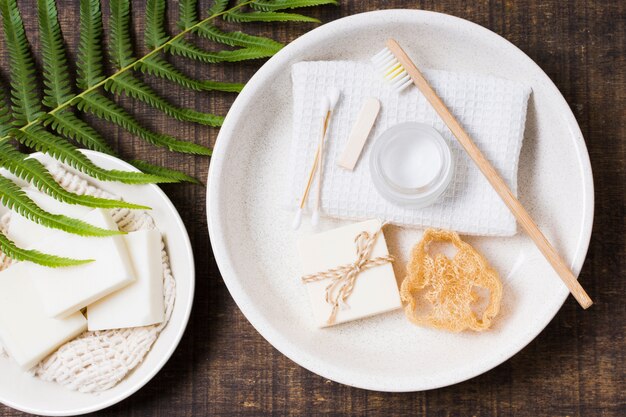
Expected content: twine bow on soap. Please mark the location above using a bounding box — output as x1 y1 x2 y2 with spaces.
301 223 394 325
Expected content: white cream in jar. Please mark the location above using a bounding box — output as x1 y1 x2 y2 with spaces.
370 122 454 207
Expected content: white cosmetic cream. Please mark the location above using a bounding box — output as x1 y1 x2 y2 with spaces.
370 122 454 207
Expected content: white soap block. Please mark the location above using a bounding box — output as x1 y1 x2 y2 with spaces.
23 209 136 318
297 219 402 327
7 188 91 248
0 263 87 370
87 229 164 331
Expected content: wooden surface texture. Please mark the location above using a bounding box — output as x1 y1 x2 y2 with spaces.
0 0 624 416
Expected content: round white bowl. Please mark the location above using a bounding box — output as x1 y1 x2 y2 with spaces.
207 10 594 392
0 151 195 415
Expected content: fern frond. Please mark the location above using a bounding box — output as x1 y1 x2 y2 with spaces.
0 142 150 210
42 111 115 155
224 10 320 23
130 159 201 184
37 0 74 108
105 72 224 126
178 0 198 29
109 0 135 69
78 93 213 155
208 0 230 15
145 0 170 49
167 38 274 63
0 175 123 237
0 231 93 267
251 0 338 11
193 24 283 53
0 0 43 125
77 0 105 89
136 55 244 93
0 0 334 262
15 127 174 184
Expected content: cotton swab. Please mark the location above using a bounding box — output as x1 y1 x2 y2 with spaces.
311 88 341 226
292 96 331 230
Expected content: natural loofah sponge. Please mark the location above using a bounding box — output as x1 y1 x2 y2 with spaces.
400 229 502 332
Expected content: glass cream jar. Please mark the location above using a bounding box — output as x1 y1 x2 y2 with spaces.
369 122 454 208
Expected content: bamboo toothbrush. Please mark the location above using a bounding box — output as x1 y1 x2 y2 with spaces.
372 38 592 309
312 88 341 226
292 95 331 230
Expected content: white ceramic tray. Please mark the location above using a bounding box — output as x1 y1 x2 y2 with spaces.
207 10 594 392
0 151 195 415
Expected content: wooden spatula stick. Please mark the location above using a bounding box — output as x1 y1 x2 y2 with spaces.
386 38 592 309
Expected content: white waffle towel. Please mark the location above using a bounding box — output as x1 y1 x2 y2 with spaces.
288 61 531 236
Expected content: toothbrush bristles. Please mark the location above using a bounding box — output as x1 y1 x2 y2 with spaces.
371 47 413 92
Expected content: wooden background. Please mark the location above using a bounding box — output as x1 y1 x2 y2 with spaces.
1 0 624 416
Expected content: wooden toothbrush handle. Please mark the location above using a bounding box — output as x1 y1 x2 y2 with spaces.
386 39 593 309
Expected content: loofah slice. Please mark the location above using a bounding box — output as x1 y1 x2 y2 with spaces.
400 229 502 332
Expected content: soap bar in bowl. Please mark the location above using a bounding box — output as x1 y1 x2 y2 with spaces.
20 208 136 318
87 229 164 331
0 263 87 370
297 219 402 327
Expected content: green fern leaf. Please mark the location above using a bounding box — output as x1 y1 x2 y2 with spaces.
178 0 198 29
0 231 93 267
43 111 116 155
251 0 338 11
208 0 230 15
0 175 123 237
193 24 283 53
77 0 105 89
145 0 170 49
0 90 12 136
0 0 44 125
136 55 244 93
167 38 275 63
0 0 333 265
130 159 201 184
224 10 320 23
14 127 174 184
78 92 213 155
109 0 135 69
0 142 150 210
105 72 224 126
37 0 75 108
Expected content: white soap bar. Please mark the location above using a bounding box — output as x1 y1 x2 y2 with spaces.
0 263 87 370
87 229 164 331
297 219 401 327
7 188 91 248
22 208 136 318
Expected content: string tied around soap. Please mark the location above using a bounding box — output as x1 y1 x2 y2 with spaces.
301 222 395 325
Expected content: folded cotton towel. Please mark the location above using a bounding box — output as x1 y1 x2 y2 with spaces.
287 61 531 236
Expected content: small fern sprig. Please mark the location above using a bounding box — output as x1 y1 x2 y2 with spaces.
0 233 93 267
0 142 150 210
0 175 124 237
0 0 336 267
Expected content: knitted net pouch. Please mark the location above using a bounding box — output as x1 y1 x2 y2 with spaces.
400 229 502 332
0 163 176 393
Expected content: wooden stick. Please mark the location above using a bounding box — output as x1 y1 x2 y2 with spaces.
386 38 592 309
297 111 331 209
